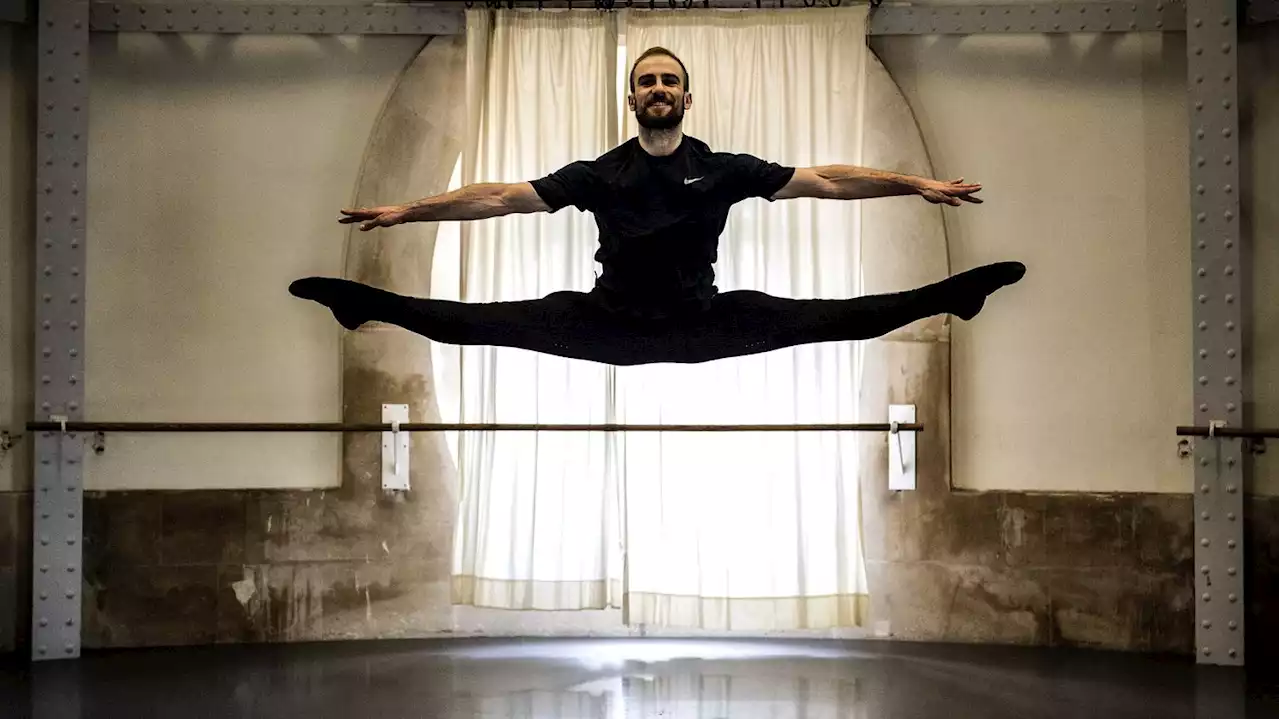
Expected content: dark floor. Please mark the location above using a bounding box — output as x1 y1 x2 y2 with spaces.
0 637 1275 718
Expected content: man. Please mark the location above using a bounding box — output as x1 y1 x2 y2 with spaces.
290 46 1025 366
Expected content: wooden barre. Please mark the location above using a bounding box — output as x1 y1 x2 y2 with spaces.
26 421 925 433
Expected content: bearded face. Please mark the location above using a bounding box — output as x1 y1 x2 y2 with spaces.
630 54 689 130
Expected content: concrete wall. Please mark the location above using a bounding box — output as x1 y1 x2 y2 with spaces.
0 15 1276 663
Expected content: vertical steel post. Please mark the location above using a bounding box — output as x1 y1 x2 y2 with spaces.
1185 0 1245 666
32 0 89 661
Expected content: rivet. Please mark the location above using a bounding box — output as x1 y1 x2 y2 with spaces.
1202 593 1211 602
1194 18 1202 26
39 618 48 627
1195 75 1204 84
1224 74 1232 83
70 321 79 330
1197 268 1207 277
67 566 74 573
41 402 50 411
69 401 79 411
1194 47 1203 56
1223 100 1232 110
1201 511 1210 518
1201 538 1210 547
64 645 74 654
1197 294 1207 303
1224 158 1233 168
1225 294 1235 303
70 349 78 357
38 646 47 655
67 619 75 627
1200 485 1209 493
1227 540 1236 549
1227 513 1235 521
1202 620 1212 628
1202 647 1212 655
68 511 75 518
1198 376 1208 385
1196 185 1205 194
1228 621 1237 629
1224 208 1234 219
1225 266 1234 276
1228 594 1237 602
1199 403 1208 413
1197 240 1207 250
41 375 50 385
1196 213 1206 223
1201 565 1209 574
1226 348 1236 358
71 295 79 304
1227 457 1236 467
67 537 75 546
1228 649 1237 657
1227 403 1236 412
40 536 48 546
1198 321 1208 330
1222 128 1232 138
42 265 52 276
1222 43 1231 53
1227 485 1236 493
40 565 48 572
42 321 50 330
1199 349 1208 358
39 592 47 600
65 590 74 600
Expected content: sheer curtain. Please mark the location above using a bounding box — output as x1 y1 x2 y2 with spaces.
443 6 871 628
617 6 871 630
447 9 623 610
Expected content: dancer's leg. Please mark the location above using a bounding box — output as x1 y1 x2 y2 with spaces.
668 261 1027 364
289 277 662 365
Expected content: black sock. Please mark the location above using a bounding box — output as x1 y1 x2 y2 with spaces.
288 277 398 330
929 261 1027 320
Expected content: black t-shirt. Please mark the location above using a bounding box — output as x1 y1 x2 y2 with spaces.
529 135 795 309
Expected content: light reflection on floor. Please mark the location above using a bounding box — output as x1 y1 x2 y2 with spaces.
2 637 1269 718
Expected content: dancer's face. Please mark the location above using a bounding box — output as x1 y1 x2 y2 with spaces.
629 55 690 130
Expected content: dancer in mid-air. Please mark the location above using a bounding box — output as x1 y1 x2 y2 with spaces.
291 46 1025 366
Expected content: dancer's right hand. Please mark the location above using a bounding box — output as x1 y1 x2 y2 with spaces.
339 205 409 231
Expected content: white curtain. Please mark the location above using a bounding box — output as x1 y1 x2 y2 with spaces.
448 9 623 610
617 6 870 630
444 6 871 628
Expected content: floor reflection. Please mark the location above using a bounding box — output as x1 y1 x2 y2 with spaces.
3 637 1272 719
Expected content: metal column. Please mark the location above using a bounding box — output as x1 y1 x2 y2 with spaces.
1186 0 1245 667
32 0 89 661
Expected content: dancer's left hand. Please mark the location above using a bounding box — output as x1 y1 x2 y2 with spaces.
918 177 983 206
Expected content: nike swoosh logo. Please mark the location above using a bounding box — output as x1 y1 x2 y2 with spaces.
683 177 703 185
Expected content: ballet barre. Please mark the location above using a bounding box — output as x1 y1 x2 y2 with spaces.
26 420 924 433
1176 425 1279 439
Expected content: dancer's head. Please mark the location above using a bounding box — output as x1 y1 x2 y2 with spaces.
628 46 691 130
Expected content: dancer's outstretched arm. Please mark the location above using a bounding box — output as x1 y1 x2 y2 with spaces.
338 182 551 231
773 165 983 206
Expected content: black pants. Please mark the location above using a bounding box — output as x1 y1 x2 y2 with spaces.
291 261 1024 366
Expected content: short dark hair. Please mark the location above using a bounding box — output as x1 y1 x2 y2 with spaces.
629 46 689 93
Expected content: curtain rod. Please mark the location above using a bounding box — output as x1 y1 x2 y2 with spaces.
457 1 876 10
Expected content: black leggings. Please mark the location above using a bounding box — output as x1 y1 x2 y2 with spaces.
387 288 940 365
291 261 1024 366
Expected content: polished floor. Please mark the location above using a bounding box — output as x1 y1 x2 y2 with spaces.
1 637 1274 718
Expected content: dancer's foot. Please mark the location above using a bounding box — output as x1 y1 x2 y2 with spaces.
938 261 1026 320
289 277 386 330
